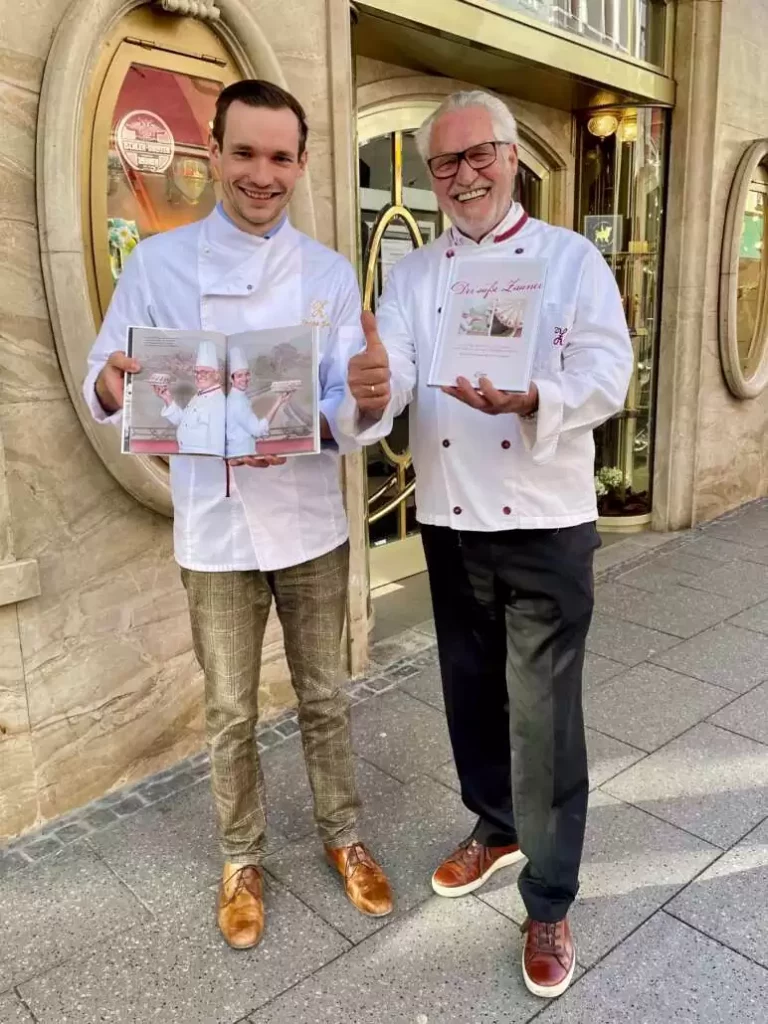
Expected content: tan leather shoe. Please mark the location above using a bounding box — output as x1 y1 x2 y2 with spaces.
325 842 393 917
217 863 264 950
431 836 523 897
521 917 576 998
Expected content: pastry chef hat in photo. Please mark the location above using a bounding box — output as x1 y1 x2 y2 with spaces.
195 340 219 371
228 346 249 374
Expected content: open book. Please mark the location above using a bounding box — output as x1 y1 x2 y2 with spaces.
427 251 548 393
122 325 319 458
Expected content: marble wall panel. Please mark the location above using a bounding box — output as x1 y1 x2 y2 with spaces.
0 605 37 835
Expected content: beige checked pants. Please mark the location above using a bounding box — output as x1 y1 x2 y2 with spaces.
181 542 361 866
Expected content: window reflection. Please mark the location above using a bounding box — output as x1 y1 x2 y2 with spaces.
107 63 221 281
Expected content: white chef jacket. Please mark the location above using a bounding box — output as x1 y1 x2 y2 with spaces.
163 387 227 456
225 388 270 457
84 210 363 572
337 204 633 532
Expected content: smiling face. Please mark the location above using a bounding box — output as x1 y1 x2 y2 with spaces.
231 370 250 391
428 107 518 242
195 367 221 392
209 100 307 236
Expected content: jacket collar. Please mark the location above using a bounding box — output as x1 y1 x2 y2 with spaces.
449 202 528 248
199 208 299 297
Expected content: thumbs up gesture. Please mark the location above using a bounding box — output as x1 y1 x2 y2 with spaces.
348 311 391 416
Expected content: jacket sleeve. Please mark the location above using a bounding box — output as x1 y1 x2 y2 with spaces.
520 245 634 463
335 262 418 446
161 402 183 427
82 245 154 426
317 260 366 455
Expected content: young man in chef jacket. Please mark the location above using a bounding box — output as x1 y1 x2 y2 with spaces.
157 340 227 455
341 90 633 998
84 79 393 951
225 345 291 457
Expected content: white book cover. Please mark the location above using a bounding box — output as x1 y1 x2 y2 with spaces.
121 325 320 459
427 251 548 393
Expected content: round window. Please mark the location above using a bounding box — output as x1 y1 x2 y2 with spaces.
720 140 768 398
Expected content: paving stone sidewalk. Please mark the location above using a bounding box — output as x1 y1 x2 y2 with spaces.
2 499 768 1023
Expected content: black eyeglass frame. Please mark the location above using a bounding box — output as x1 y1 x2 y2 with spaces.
426 140 513 180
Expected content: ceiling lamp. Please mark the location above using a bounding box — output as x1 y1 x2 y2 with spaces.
619 116 639 143
587 114 619 139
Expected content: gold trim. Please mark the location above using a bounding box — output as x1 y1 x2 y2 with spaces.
354 0 675 107
362 202 423 310
719 138 768 399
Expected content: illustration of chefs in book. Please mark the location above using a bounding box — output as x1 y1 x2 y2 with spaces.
153 340 226 455
225 346 296 457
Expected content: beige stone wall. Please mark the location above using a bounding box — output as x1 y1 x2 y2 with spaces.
655 0 768 529
0 0 347 840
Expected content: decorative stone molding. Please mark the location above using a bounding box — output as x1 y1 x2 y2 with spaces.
37 0 316 516
158 0 220 19
719 138 768 400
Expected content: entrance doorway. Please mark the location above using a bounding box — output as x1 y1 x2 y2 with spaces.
358 102 553 587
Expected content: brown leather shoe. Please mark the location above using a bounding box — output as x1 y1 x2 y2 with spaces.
325 842 393 917
521 917 576 998
431 836 523 897
217 863 264 950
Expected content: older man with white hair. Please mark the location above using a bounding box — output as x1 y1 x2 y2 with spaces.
343 90 633 998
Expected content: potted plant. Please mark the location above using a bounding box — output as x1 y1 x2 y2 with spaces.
595 466 651 532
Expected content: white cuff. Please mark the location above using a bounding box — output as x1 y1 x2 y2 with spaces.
518 377 563 464
335 386 397 446
83 366 122 426
319 394 360 456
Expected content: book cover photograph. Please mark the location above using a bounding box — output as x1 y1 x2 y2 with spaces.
428 252 548 393
122 325 319 459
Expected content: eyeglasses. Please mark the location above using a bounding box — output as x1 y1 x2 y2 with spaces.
427 141 512 180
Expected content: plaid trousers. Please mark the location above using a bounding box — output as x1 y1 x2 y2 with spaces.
181 542 361 865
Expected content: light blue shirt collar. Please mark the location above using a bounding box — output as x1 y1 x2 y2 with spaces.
216 202 287 239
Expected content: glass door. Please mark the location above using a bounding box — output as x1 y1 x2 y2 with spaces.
359 105 549 587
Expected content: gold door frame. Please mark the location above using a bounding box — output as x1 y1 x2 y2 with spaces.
358 99 559 588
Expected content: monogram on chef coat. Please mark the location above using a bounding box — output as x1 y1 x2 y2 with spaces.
336 202 634 533
84 208 365 574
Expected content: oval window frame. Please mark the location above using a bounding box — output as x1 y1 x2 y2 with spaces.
37 0 316 516
719 138 768 400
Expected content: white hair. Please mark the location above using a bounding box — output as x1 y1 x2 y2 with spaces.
414 90 519 162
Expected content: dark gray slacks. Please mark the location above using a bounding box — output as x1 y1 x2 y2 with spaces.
421 522 599 922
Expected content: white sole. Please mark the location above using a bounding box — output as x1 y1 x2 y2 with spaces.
521 949 576 999
431 848 525 897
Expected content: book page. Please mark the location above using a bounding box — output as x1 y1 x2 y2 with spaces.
428 253 548 392
122 328 227 457
225 325 319 459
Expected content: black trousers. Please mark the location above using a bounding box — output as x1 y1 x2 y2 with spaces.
421 522 599 923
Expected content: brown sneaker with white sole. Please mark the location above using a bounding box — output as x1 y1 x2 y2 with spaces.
431 835 524 897
521 917 576 998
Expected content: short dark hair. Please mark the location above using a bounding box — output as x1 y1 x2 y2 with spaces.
212 79 309 156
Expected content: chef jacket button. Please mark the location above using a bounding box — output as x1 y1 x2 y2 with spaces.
501 439 511 449
247 284 253 291
453 506 462 515
446 249 455 258
438 307 442 314
503 506 511 515
442 438 450 447
515 247 524 254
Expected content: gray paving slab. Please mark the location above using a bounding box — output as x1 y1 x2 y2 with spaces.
87 779 225 913
248 896 542 1024
685 558 768 605
0 842 150 991
479 791 718 968
369 628 435 669
667 816 768 969
19 878 349 1024
649 622 768 692
351 689 453 783
615 559 706 593
680 534 768 565
264 775 474 943
398 660 444 709
730 599 768 635
586 728 646 788
710 680 768 744
428 757 461 794
603 722 768 848
705 521 768 549
412 618 436 637
586 611 683 666
594 582 750 638
651 549 730 577
584 663 731 752
583 652 625 690
535 911 768 1024
0 993 33 1024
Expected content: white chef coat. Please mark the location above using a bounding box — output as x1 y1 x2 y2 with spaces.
163 387 227 456
225 388 270 457
337 204 633 532
84 209 363 572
